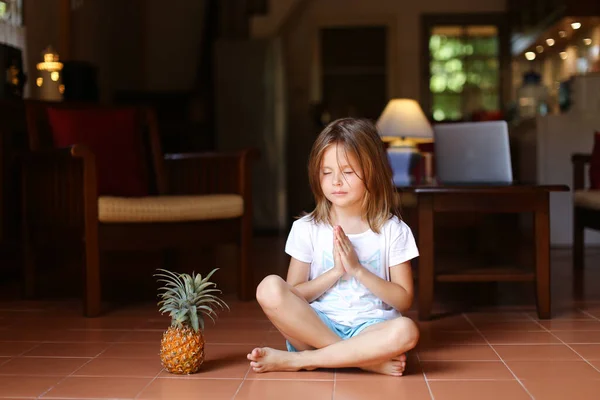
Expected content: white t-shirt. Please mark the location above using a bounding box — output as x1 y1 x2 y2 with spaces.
285 214 419 327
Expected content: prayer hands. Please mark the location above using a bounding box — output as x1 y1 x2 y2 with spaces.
333 225 363 277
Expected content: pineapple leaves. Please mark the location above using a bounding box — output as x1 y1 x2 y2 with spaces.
189 306 199 332
154 268 229 333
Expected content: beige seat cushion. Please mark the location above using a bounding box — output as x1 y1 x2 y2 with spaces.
574 190 600 211
98 194 244 223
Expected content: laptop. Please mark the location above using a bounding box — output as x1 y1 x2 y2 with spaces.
433 121 513 185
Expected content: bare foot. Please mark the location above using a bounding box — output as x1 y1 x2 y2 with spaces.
247 347 306 373
360 353 407 377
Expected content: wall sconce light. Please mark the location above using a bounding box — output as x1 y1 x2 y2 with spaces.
36 46 64 101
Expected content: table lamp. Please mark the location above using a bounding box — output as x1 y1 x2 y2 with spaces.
376 99 433 186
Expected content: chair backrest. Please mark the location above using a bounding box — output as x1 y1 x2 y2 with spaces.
24 100 167 196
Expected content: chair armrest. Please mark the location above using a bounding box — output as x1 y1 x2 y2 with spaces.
572 153 592 191
164 148 259 196
22 144 98 227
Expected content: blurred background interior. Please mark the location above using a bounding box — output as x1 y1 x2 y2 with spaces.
1 1 600 398
0 0 598 312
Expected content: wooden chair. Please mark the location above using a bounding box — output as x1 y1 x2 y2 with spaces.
572 153 600 269
22 100 258 317
0 100 27 262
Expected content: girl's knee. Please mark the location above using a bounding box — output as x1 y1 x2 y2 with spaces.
256 274 288 308
390 317 419 351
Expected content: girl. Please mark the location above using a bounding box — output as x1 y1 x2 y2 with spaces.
247 118 420 376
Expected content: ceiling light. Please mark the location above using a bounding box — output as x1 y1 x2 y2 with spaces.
546 38 555 46
571 22 581 30
559 52 567 60
525 52 536 60
536 45 544 53
583 38 592 46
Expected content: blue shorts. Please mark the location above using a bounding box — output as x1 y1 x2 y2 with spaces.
286 307 387 352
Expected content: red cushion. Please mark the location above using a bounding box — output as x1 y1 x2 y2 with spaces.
591 132 600 190
47 107 148 197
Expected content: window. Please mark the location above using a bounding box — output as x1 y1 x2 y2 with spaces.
422 14 508 122
0 0 23 25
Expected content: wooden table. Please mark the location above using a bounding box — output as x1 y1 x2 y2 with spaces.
399 184 569 320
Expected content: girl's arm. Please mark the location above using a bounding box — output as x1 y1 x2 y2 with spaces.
287 257 345 303
354 262 414 312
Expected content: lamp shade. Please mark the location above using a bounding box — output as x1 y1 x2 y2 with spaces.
376 99 433 140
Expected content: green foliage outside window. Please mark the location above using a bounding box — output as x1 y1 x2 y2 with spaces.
429 27 500 121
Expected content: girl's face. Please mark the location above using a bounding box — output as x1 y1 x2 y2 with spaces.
320 144 366 211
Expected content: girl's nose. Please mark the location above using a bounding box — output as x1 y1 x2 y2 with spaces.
333 173 342 185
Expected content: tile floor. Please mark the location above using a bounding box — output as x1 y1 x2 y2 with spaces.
0 241 599 399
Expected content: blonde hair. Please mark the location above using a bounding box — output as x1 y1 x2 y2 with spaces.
305 118 401 234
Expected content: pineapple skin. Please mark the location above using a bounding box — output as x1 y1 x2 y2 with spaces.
160 325 205 374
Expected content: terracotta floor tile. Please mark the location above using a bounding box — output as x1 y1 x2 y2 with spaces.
417 315 474 331
262 331 288 346
464 312 532 323
73 357 164 377
421 361 514 380
492 344 581 361
588 360 600 370
235 379 333 400
99 343 159 358
481 331 561 344
506 360 600 380
208 319 275 330
41 376 151 399
552 331 600 343
0 356 90 376
203 328 270 345
529 309 595 320
522 379 600 400
333 380 431 400
22 342 111 357
13 316 148 330
0 237 597 399
117 330 164 342
0 341 40 356
471 320 544 331
418 345 499 361
0 318 12 328
138 378 242 400
428 380 531 400
572 344 600 360
539 320 600 331
416 331 486 348
0 376 62 397
0 329 125 342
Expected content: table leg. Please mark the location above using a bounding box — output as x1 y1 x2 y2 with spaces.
418 194 434 320
535 192 551 319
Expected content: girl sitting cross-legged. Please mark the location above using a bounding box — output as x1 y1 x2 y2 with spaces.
248 117 420 376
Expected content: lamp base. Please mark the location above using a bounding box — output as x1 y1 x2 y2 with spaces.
387 146 421 186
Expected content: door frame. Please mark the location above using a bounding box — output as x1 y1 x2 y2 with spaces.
311 14 399 106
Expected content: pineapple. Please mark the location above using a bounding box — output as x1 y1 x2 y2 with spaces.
155 268 229 374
